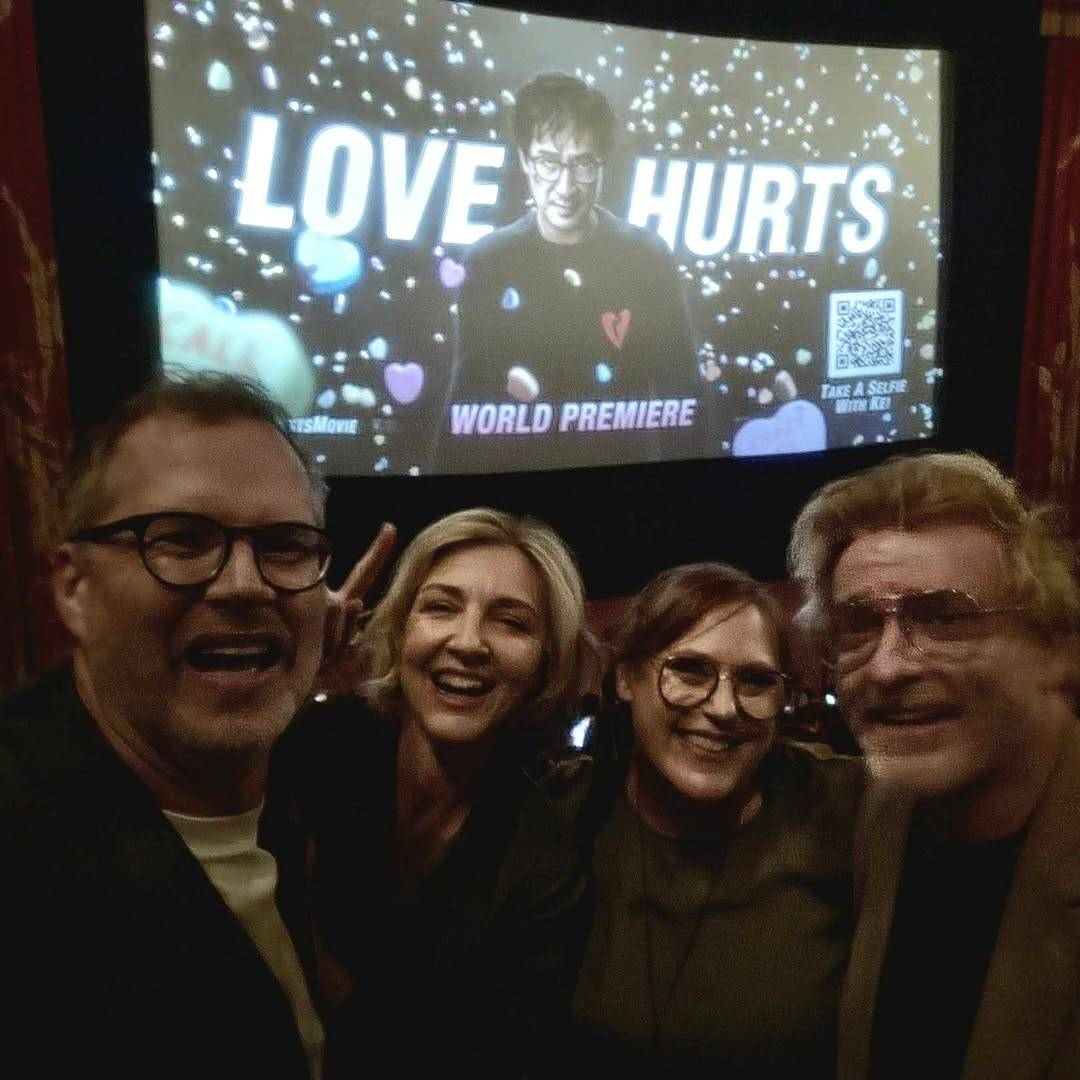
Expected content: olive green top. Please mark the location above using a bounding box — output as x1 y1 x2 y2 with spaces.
571 742 863 1077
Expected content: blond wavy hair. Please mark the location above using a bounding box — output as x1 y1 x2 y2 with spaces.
788 451 1080 643
360 508 593 724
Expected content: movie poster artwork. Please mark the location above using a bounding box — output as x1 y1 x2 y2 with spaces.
148 0 943 475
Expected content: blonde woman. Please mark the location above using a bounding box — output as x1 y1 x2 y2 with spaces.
279 508 594 1077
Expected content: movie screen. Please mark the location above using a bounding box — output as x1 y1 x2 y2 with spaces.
147 0 943 475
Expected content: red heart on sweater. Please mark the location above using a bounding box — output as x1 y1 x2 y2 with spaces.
601 309 631 349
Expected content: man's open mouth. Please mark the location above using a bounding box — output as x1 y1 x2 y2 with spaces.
184 637 284 674
870 706 957 727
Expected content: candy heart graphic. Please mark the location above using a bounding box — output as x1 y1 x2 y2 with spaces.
506 366 540 402
601 309 631 349
206 61 233 93
384 362 424 404
158 278 314 416
732 400 826 457
294 230 363 295
438 256 467 289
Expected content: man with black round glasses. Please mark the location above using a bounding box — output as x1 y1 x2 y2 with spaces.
439 72 703 472
0 372 391 1079
790 451 1080 1079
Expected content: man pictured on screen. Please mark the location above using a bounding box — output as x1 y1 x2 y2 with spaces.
438 72 709 473
0 372 390 1079
789 452 1080 1079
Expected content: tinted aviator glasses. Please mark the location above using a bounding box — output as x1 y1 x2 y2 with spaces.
658 656 791 721
829 589 1028 672
71 512 333 593
529 155 602 184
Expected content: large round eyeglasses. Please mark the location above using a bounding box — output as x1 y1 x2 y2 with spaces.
829 589 1028 673
71 512 333 593
658 655 791 721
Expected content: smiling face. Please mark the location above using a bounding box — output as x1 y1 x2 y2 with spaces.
54 413 328 796
519 125 602 245
398 542 546 748
619 602 782 809
832 523 1065 800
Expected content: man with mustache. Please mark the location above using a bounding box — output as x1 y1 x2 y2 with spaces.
440 72 706 472
789 451 1080 1078
0 372 391 1079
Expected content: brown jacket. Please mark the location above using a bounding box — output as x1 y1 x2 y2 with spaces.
839 723 1080 1079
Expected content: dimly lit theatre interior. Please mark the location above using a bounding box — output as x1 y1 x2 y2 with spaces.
2 1 1079 1077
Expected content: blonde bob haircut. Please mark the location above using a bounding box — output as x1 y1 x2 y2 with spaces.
788 451 1080 642
360 508 591 724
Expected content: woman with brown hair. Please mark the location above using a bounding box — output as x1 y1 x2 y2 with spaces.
569 562 863 1077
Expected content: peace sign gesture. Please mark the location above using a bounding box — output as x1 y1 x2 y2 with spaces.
320 522 397 685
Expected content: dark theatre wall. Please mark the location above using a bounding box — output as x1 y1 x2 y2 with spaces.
33 0 1044 598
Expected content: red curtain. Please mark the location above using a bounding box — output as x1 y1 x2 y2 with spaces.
1015 3 1080 533
0 0 72 693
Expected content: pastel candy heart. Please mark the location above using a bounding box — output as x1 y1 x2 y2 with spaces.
601 309 631 349
506 366 540 402
438 256 466 289
158 277 315 417
732 400 826 458
206 60 233 93
341 383 376 408
384 362 424 404
701 358 722 382
501 286 521 311
368 336 389 361
294 230 363 295
773 370 798 401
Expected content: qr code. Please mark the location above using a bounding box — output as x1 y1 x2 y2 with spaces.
827 290 904 378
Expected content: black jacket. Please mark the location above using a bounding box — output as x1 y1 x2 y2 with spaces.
275 695 591 1078
0 668 317 1080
